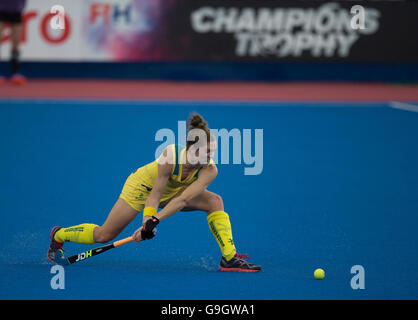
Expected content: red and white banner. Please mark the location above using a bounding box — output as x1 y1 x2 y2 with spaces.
1 0 82 60
3 0 149 61
1 0 417 62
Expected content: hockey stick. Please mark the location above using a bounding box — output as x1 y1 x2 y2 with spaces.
55 228 155 266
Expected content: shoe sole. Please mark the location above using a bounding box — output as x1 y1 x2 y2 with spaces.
219 266 261 273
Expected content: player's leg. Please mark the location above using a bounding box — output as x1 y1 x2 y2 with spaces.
0 22 6 84
10 23 22 69
53 198 140 245
0 21 4 47
48 198 141 262
177 190 237 259
163 189 261 271
9 22 25 84
51 170 146 249
10 22 21 51
93 198 140 243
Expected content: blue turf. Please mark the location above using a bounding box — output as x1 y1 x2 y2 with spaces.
0 99 417 300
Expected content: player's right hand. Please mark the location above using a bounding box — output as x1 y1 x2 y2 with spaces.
132 227 144 243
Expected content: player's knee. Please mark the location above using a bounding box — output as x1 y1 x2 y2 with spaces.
207 193 224 212
94 229 117 243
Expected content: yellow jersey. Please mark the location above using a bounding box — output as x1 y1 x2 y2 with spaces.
120 144 213 211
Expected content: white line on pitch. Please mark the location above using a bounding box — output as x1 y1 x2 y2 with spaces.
389 101 418 113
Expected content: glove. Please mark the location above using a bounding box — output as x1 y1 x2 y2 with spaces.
141 216 159 240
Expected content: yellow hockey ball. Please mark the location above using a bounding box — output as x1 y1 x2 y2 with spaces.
314 268 325 280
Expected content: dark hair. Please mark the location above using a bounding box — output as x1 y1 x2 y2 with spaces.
186 112 214 150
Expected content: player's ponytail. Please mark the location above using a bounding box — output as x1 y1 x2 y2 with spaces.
190 112 208 128
186 112 213 150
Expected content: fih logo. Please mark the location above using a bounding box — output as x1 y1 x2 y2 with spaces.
89 3 133 25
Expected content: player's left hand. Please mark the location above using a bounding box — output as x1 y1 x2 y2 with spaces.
140 216 159 241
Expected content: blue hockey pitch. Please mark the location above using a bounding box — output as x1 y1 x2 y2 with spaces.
0 99 417 299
